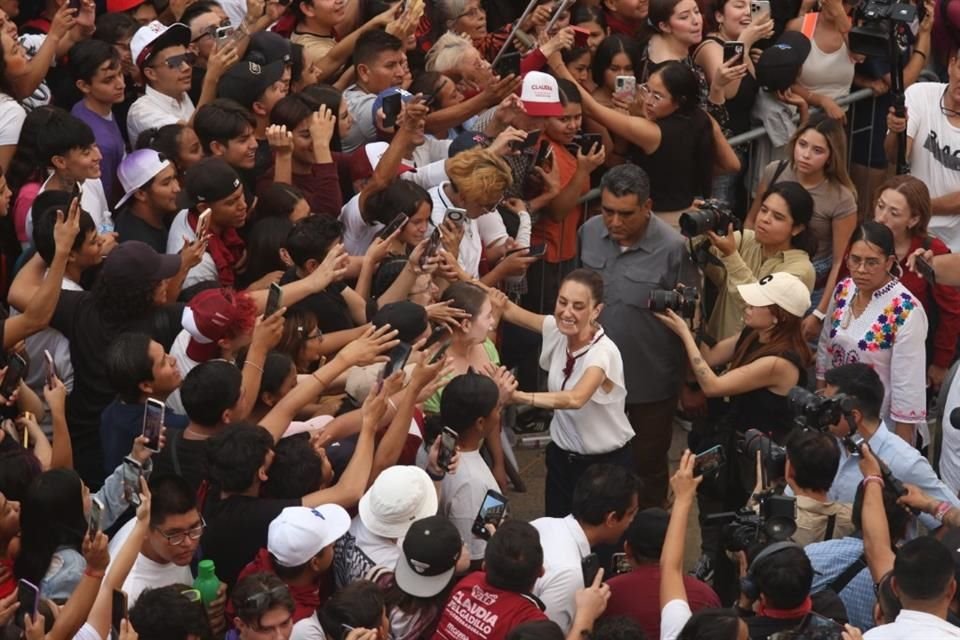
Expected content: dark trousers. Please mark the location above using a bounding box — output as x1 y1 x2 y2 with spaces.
626 397 678 509
544 439 635 518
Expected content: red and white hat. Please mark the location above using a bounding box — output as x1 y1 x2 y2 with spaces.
520 71 564 117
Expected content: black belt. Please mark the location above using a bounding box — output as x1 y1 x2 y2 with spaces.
550 438 634 463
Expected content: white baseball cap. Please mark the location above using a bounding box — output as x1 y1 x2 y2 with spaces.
520 71 564 117
116 149 172 208
737 272 811 318
267 505 352 567
358 466 438 539
131 20 191 70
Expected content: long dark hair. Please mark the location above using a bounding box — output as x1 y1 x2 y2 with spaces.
14 469 87 587
729 304 812 370
655 62 714 197
300 84 343 152
851 220 895 257
762 181 816 257
591 34 642 87
8 107 57 196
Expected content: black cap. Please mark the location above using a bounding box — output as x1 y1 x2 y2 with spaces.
448 131 491 158
756 31 811 92
177 157 242 209
247 31 293 65
394 516 462 598
371 301 428 344
625 508 670 558
101 240 182 285
216 60 286 110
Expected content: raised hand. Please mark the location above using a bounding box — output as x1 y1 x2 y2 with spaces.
338 324 400 367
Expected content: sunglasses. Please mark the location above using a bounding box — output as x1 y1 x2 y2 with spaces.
154 51 197 69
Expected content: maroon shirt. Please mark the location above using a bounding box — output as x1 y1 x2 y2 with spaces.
432 572 546 640
604 565 721 640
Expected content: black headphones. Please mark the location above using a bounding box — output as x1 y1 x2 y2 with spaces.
739 541 802 602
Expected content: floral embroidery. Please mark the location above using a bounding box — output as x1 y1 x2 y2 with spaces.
828 278 916 350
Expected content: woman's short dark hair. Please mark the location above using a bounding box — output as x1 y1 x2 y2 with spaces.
0 449 42 502
255 182 307 221
555 77 583 107
763 181 816 256
15 469 86 587
850 220 895 258
649 0 683 31
257 350 296 405
591 34 642 87
319 580 386 640
440 281 488 318
232 572 296 626
485 520 545 593
129 584 212 640
365 179 432 226
562 268 603 304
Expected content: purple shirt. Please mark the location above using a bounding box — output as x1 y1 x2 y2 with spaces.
71 100 126 205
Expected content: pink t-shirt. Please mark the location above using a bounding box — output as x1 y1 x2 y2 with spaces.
13 181 41 244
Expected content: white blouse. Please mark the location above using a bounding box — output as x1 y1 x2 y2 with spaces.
816 277 928 429
539 315 634 454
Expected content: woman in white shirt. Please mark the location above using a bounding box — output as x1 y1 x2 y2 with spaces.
492 268 634 516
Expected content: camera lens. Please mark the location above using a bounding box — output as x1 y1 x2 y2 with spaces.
648 290 680 312
678 209 714 238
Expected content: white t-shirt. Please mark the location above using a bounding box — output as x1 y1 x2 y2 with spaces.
164 329 199 415
26 176 112 240
905 82 960 250
339 194 378 256
291 612 327 640
439 449 501 560
0 94 25 145
106 518 193 606
428 182 508 278
939 370 960 494
540 316 634 455
863 610 960 639
531 514 591 632
167 209 218 288
333 516 402 588
660 599 693 640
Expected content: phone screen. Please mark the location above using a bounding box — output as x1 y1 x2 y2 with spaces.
611 552 631 576
438 427 458 470
420 228 442 269
528 244 547 258
472 490 508 539
88 497 103 537
142 399 164 452
17 580 39 618
379 213 409 239
0 354 26 398
111 589 128 640
265 283 283 317
382 93 402 129
122 458 142 507
382 343 412 379
723 42 745 62
694 444 725 476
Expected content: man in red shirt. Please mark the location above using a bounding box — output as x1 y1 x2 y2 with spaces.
604 508 720 639
433 521 548 640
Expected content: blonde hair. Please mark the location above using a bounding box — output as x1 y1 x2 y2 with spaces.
446 148 513 203
425 32 475 77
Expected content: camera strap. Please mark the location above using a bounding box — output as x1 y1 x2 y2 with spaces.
823 514 836 541
827 553 866 594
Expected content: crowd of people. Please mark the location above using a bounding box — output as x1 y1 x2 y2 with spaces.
3 0 960 638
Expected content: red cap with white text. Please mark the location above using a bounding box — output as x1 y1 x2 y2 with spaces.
520 71 564 117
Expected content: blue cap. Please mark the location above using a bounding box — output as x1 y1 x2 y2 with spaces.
371 87 414 121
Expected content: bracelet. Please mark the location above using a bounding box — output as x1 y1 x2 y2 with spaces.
863 475 884 489
934 500 952 522
913 49 927 60
244 360 264 374
84 568 105 579
811 309 826 321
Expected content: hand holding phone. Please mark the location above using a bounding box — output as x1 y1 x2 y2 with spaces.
382 93 403 129
88 497 104 537
472 489 508 540
142 398 164 452
264 282 283 318
723 41 745 63
916 255 937 286
438 427 458 471
581 553 601 587
18 580 39 619
0 354 27 398
693 444 725 477
378 213 409 240
111 589 128 640
122 457 143 507
195 208 212 240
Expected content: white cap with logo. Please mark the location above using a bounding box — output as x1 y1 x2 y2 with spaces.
737 272 812 318
520 71 564 117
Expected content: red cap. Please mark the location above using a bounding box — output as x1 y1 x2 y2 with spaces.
181 288 257 362
107 0 147 12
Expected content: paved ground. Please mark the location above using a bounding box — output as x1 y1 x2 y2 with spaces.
507 419 703 570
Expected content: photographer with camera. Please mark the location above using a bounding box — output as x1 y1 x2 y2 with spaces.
785 429 855 547
691 182 816 341
815 363 959 531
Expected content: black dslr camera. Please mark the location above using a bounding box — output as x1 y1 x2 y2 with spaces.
742 428 787 481
648 287 699 319
678 199 739 238
787 387 856 430
707 492 797 552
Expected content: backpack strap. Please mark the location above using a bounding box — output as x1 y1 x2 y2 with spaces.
828 553 866 594
823 514 837 542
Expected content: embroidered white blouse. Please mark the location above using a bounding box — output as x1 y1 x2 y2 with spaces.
816 277 928 429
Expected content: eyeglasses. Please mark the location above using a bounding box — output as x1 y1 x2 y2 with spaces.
154 51 197 69
846 254 884 271
155 517 205 545
638 83 666 104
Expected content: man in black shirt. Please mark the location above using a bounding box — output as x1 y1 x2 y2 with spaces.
115 148 183 252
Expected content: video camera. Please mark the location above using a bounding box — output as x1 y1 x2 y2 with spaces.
706 491 797 552
848 0 917 59
678 199 739 239
648 287 699 319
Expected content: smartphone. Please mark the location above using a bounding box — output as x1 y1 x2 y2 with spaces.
581 552 601 586
611 552 631 576
122 457 142 507
111 589 128 640
382 92 402 129
494 51 521 78
264 282 283 318
577 133 603 155
571 26 590 48
378 213 409 240
750 0 770 19
615 75 637 100
215 25 235 46
534 141 553 168
471 489 508 540
511 129 542 152
528 243 547 258
0 353 27 398
444 207 466 226
916 255 937 286
429 340 451 364
88 497 104 537
422 92 438 109
723 41 745 63
423 326 450 350
142 398 164 452
794 612 843 640
68 0 82 10
694 444 726 477
17 580 39 619
43 349 57 388
420 227 442 269
438 426 458 471
196 208 212 239
382 342 413 379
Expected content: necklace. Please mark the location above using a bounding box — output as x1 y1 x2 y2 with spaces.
561 327 605 390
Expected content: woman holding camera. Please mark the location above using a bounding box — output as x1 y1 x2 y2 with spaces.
816 221 929 445
657 271 813 443
490 269 634 517
702 182 816 341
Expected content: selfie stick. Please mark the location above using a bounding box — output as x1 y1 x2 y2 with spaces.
545 0 576 34
491 0 541 68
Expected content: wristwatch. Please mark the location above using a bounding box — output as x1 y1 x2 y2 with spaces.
812 309 826 321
